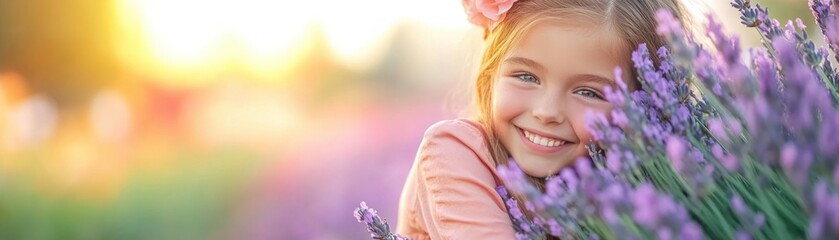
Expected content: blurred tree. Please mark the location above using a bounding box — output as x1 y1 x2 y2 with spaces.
0 0 119 106
761 0 813 26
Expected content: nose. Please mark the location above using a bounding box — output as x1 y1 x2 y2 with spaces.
531 92 566 124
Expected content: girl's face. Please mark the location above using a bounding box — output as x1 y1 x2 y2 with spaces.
492 21 632 177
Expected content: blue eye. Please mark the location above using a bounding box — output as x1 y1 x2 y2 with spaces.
574 88 605 100
514 73 539 84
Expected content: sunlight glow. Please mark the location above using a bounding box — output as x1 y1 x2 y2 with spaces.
319 0 470 71
318 0 400 71
118 0 313 82
117 0 468 84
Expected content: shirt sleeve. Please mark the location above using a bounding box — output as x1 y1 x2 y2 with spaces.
414 120 517 239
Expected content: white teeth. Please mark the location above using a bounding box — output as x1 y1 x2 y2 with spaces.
523 129 567 147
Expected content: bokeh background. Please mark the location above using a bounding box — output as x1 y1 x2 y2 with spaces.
0 0 815 239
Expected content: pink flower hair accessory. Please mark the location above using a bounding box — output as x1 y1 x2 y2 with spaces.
462 0 519 31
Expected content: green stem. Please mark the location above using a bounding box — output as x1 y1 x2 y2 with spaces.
620 215 652 240
744 159 794 239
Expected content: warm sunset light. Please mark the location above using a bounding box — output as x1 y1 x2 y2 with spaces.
115 0 469 85
116 0 314 84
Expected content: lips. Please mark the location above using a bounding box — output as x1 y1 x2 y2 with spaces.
523 129 566 147
516 126 574 153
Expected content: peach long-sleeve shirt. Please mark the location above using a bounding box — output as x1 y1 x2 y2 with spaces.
396 119 516 239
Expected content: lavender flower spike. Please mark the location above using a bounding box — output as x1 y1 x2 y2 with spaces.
354 202 411 240
810 0 839 62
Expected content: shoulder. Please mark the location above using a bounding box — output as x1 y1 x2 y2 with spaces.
418 119 496 175
410 120 515 239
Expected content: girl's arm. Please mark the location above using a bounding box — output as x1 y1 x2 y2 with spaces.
414 120 517 239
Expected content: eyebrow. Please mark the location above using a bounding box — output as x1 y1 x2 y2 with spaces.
502 56 545 72
577 74 617 87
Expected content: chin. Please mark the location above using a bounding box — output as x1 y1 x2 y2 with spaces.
511 152 577 178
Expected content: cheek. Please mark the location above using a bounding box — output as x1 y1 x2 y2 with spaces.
570 102 613 142
491 82 531 122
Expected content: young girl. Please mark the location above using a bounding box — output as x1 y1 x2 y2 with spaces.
397 0 691 238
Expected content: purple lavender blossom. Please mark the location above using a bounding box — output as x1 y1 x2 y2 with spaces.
497 159 543 200
680 223 704 240
507 198 524 219
707 16 742 69
708 118 728 142
666 136 686 171
546 219 562 236
575 157 594 179
354 202 410 240
780 143 797 172
605 150 622 173
737 231 752 240
630 184 661 227
731 195 748 214
496 184 547 239
560 168 579 188
605 67 629 106
712 144 739 171
655 8 684 37
627 183 704 239
810 0 839 63
585 111 613 143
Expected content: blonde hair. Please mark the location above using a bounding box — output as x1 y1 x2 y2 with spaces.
471 0 693 189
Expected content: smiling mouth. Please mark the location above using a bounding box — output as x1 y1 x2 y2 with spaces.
521 128 569 147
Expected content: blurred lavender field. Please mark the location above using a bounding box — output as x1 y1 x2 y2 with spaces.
0 0 812 239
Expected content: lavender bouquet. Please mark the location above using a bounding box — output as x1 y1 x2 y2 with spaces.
497 0 839 239
355 0 839 239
